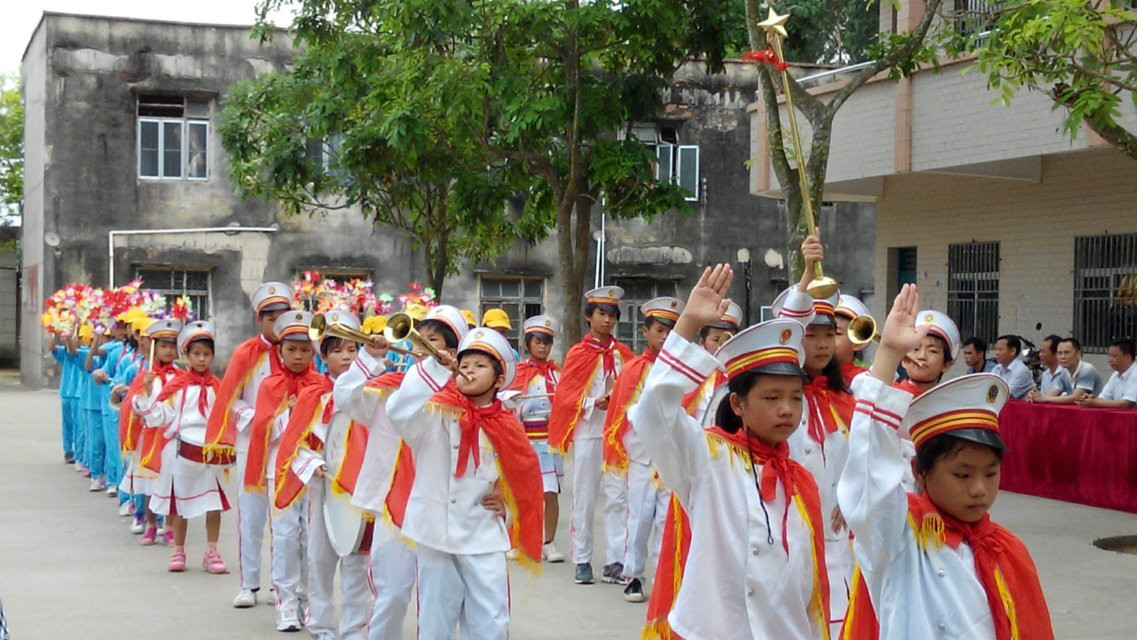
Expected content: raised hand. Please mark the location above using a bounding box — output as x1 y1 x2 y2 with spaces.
870 284 928 384
674 264 734 341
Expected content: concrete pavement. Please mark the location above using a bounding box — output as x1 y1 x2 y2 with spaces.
1 382 1136 639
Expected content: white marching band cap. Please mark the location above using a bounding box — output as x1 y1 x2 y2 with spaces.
770 285 839 327
904 373 1009 451
916 309 961 360
835 294 871 321
251 281 296 314
584 286 625 309
323 309 361 335
147 319 184 342
275 310 315 342
177 320 215 353
641 296 685 326
522 315 559 338
709 301 743 331
459 327 518 389
715 318 806 381
425 305 470 343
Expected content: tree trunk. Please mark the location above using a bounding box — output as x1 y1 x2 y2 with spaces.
557 196 589 347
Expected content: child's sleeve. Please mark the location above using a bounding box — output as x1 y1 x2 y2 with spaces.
133 380 173 427
628 332 718 505
837 375 915 572
386 358 452 451
334 349 387 423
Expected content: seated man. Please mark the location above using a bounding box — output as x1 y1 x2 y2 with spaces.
1077 338 1136 409
991 335 1035 399
962 337 995 374
1029 334 1071 401
1032 337 1102 404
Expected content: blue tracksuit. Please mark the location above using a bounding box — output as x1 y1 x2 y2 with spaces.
52 346 78 459
78 346 104 478
96 342 129 489
114 355 146 513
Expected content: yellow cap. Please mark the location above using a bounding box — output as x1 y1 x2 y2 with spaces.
116 307 146 323
404 302 428 321
461 309 476 328
361 315 388 335
78 323 95 343
482 308 512 330
131 317 154 334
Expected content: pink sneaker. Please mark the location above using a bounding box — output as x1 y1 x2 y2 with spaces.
163 530 175 546
203 549 229 574
140 526 158 546
168 550 187 572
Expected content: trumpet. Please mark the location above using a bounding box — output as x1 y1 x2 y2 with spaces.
308 314 412 356
384 313 474 382
846 314 880 347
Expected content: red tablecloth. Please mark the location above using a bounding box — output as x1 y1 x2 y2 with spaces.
1000 400 1137 514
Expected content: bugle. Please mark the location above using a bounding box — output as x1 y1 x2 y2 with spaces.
846 314 880 347
384 313 473 382
308 314 412 355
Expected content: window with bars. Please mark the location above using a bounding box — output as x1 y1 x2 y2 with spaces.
137 95 210 180
624 123 700 201
947 242 1000 343
479 277 545 351
135 267 212 320
953 0 997 38
1074 233 1137 353
613 277 679 354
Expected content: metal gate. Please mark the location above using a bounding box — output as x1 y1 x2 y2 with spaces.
947 241 1000 343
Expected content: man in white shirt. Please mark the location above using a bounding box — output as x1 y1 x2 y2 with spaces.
1029 334 1072 401
991 335 1035 399
1034 337 1103 404
1077 338 1137 409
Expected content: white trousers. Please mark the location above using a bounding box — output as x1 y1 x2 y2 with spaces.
415 546 508 640
271 491 309 613
569 437 628 565
236 452 270 590
367 528 417 640
622 461 668 579
826 535 853 636
307 488 372 640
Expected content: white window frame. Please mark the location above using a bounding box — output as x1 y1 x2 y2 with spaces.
675 144 700 202
137 116 209 181
134 266 213 321
651 143 700 202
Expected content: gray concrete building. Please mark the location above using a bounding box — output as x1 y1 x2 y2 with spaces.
19 12 874 387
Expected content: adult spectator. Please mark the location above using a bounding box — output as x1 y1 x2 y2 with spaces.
1077 338 1137 409
991 334 1035 399
1029 334 1072 401
961 337 995 373
1035 337 1103 403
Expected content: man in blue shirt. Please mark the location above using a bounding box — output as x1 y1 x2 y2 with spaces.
991 334 1036 399
962 337 996 374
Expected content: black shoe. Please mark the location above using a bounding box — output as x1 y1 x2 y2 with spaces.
601 562 629 584
64 454 74 464
623 578 645 603
574 562 594 584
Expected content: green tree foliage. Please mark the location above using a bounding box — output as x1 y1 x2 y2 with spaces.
0 74 23 224
236 0 737 341
960 0 1137 161
780 0 881 65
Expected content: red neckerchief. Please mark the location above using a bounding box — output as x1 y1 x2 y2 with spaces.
803 376 854 449
450 395 508 478
157 368 220 417
523 358 558 392
840 361 867 386
584 334 619 377
706 426 796 553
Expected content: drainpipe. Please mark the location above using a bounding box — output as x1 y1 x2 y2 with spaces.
108 225 279 287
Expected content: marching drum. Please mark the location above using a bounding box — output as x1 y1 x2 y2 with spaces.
322 413 369 556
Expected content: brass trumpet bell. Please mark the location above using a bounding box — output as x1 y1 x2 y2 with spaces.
309 314 374 345
847 314 881 347
384 312 473 382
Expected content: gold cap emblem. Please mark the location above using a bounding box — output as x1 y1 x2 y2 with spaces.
780 329 792 344
986 384 999 404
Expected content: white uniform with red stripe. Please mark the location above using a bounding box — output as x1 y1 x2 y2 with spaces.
232 335 277 592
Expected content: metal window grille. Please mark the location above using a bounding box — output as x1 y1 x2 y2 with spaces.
614 278 678 354
953 0 996 37
135 267 212 321
1073 233 1137 353
947 242 1000 343
479 277 545 351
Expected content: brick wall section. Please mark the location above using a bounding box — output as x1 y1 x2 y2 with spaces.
873 148 1137 370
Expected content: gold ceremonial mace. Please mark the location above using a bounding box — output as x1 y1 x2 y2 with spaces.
758 7 839 299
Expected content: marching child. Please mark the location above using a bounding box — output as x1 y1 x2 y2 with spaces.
130 319 183 545
81 324 108 492
92 315 135 500
274 310 372 640
113 315 155 528
507 315 564 563
838 284 1054 639
51 331 80 465
603 297 684 602
547 287 634 585
834 295 873 386
204 281 293 609
249 310 324 632
629 264 831 639
386 317 544 640
134 321 231 573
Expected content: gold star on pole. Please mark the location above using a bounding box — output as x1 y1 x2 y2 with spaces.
757 6 789 40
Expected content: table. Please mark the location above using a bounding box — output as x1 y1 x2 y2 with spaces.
999 400 1137 514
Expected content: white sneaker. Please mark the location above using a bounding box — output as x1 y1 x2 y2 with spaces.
118 502 133 517
506 548 520 561
276 609 302 632
130 518 145 534
106 487 117 498
542 542 566 563
88 477 106 492
232 588 257 608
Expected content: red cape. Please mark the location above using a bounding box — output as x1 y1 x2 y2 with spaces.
546 336 633 453
204 336 279 457
245 366 324 492
602 350 656 471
